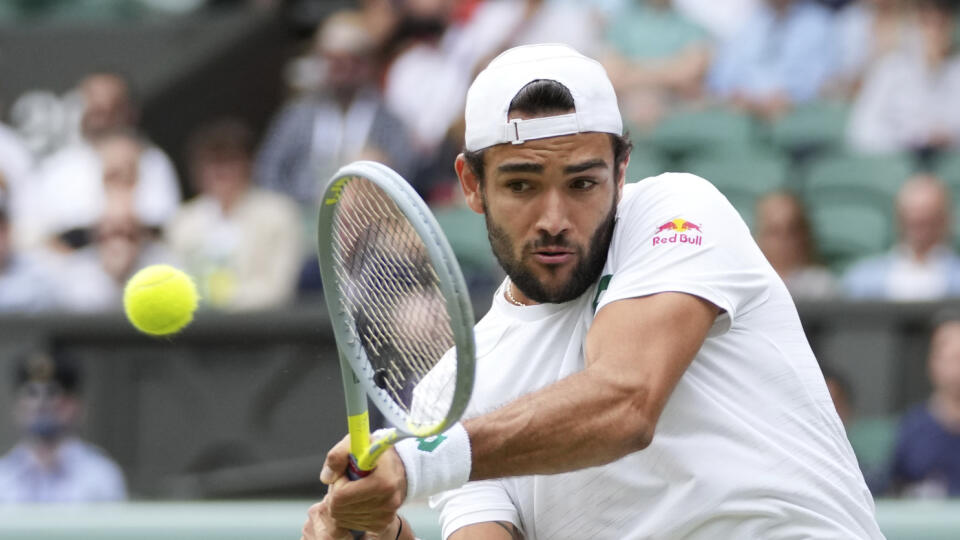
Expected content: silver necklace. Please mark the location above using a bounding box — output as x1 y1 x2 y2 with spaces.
506 282 527 307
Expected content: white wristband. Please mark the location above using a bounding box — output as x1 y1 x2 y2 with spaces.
395 422 472 501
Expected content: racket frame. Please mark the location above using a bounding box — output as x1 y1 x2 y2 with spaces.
317 160 476 472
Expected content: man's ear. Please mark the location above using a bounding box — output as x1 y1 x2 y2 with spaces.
616 154 629 198
455 154 485 214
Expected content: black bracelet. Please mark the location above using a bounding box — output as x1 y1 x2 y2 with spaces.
394 515 403 540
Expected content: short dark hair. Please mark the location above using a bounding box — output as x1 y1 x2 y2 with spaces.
919 0 960 14
14 351 81 395
188 118 255 165
463 79 632 181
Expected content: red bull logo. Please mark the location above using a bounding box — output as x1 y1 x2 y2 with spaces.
652 218 703 246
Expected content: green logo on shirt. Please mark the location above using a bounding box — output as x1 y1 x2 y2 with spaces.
592 274 612 311
417 434 447 452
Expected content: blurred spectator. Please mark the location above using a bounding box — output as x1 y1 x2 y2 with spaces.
602 0 711 130
380 0 481 154
755 192 838 300
0 351 126 503
0 119 39 246
672 0 760 39
463 0 601 58
843 174 960 300
256 9 414 205
832 0 921 97
55 189 174 312
708 0 837 120
380 0 598 156
847 0 960 154
35 71 181 244
169 118 302 311
822 366 855 427
0 180 57 312
884 312 960 497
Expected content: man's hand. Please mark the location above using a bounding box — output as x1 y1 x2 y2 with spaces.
300 500 351 540
319 435 408 533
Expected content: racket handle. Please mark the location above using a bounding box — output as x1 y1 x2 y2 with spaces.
346 455 372 539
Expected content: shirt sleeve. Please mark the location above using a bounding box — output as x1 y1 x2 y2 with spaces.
430 480 521 539
595 173 771 336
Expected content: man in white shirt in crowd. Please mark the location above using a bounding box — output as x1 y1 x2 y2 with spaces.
36 71 181 244
0 351 126 502
302 44 883 539
844 173 960 300
169 118 302 310
0 181 56 312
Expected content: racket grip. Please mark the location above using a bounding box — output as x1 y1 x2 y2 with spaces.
346 455 373 538
346 454 373 480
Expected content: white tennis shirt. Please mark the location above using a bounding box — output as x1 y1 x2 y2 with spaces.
429 173 883 539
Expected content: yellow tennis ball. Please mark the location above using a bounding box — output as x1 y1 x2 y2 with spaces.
124 265 199 336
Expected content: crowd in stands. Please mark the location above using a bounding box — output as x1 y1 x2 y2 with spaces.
2 0 960 503
0 0 960 312
2 0 960 315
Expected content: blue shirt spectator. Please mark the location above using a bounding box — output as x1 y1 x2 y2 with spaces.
843 174 960 300
0 184 56 312
887 404 960 497
883 314 960 497
0 352 127 503
0 438 127 503
708 0 836 117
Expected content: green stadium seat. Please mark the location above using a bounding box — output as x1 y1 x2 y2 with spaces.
766 100 851 153
682 151 790 230
431 206 499 276
934 152 960 190
644 106 755 158
804 153 915 202
625 147 668 183
847 415 899 477
806 200 893 270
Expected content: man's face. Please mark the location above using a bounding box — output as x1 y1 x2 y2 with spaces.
898 179 949 255
197 156 251 206
14 381 79 443
458 131 623 303
80 75 133 138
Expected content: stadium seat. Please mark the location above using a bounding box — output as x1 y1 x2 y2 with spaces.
847 416 899 478
766 100 851 153
431 206 499 279
624 147 669 183
804 153 915 201
682 150 791 229
934 151 960 190
805 200 893 270
645 106 755 158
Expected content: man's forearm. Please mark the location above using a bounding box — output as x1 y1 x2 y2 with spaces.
464 366 652 481
462 293 717 482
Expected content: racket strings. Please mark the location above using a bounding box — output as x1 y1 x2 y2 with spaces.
330 177 457 428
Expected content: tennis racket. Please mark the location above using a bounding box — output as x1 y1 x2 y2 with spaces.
317 160 476 485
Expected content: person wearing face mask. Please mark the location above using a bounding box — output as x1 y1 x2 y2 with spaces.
0 351 126 503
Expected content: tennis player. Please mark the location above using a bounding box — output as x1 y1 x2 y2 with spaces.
302 44 884 539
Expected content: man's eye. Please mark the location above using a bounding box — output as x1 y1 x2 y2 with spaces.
571 178 597 190
507 181 531 193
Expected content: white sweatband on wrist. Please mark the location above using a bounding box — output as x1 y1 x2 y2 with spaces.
395 422 472 501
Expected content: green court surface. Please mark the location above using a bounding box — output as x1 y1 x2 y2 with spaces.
1 499 958 539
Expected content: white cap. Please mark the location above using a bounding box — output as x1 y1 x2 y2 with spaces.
464 43 623 152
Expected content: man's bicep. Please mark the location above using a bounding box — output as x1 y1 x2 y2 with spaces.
449 521 523 540
585 292 718 422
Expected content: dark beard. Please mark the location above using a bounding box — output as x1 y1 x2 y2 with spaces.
483 196 618 304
